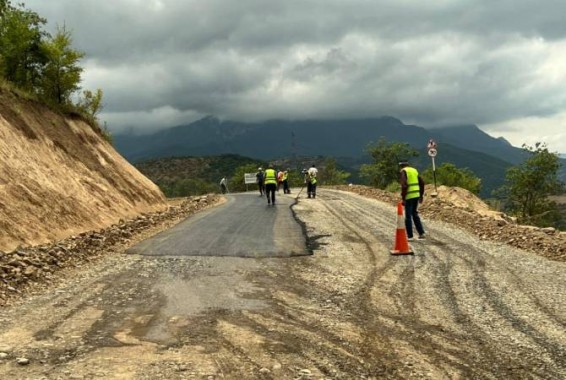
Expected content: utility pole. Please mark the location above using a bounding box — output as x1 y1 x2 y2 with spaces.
291 131 297 170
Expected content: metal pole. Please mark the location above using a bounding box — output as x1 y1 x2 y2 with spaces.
431 156 438 197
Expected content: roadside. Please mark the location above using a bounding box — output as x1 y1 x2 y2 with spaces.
0 195 223 307
337 185 566 262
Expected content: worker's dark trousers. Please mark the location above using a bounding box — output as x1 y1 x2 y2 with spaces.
307 183 317 198
265 183 277 204
258 183 265 196
283 180 290 194
404 197 425 238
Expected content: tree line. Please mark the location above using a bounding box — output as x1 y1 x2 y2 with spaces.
0 1 104 134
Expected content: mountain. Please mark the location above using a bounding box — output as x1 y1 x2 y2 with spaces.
113 116 560 196
430 125 527 165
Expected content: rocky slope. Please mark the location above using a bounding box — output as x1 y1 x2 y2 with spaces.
0 88 167 252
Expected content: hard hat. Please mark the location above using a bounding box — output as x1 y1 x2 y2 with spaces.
258 167 263 171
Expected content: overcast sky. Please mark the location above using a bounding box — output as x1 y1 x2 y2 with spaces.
25 0 566 153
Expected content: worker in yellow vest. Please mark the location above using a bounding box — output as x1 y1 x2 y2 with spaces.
282 169 290 194
264 164 278 205
399 161 426 241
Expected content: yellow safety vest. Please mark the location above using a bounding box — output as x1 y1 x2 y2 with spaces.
309 174 317 185
282 172 288 181
403 167 420 200
264 169 277 185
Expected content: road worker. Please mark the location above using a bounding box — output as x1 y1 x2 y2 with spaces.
256 167 265 196
282 169 290 194
399 161 426 241
277 169 284 192
219 177 228 194
307 164 318 198
264 164 278 205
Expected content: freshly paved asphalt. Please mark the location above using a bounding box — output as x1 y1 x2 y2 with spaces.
127 192 310 257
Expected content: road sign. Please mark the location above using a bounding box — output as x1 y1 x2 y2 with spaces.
428 148 437 157
427 139 437 149
244 173 257 184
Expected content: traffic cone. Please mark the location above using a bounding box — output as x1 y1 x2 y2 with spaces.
390 201 414 255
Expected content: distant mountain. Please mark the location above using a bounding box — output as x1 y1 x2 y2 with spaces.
430 125 527 165
113 116 561 197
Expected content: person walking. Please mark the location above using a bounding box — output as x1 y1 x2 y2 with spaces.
219 177 228 194
307 164 318 198
264 164 278 205
282 169 290 194
256 167 265 196
277 169 284 193
399 161 426 241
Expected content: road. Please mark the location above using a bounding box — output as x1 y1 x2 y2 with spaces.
0 189 565 379
127 193 308 258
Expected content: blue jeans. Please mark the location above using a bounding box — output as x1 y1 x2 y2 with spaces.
404 198 425 238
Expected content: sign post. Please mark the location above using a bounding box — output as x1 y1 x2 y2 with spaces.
427 139 438 197
244 173 258 192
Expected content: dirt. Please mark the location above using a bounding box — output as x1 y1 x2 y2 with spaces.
1 189 565 379
0 88 166 252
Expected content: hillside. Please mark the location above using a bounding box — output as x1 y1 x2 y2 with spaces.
0 88 167 252
135 154 260 196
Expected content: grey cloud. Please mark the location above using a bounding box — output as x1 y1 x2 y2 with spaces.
22 0 566 154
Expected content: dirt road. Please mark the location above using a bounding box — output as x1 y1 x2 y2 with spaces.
1 189 565 379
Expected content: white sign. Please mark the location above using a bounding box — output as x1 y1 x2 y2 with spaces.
427 139 437 149
244 173 257 184
428 148 437 157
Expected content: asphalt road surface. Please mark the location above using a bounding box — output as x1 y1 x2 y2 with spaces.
128 193 308 258
0 189 565 380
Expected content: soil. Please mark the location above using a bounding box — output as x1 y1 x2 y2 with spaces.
0 89 166 252
1 188 565 380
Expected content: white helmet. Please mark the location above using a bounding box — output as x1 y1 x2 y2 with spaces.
258 167 263 171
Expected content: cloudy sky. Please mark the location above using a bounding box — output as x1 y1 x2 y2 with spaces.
25 0 566 153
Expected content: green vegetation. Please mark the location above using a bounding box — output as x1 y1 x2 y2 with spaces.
0 1 105 136
229 163 262 192
360 138 418 189
423 163 482 194
494 143 565 229
320 157 350 185
136 155 263 197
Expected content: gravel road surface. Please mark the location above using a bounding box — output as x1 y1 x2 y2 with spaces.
0 189 565 379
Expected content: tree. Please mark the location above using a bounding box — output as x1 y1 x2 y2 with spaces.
0 2 47 91
423 163 482 194
495 143 564 227
39 25 84 105
230 163 263 192
360 138 418 189
76 88 104 119
320 157 350 185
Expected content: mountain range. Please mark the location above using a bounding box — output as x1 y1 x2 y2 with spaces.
114 116 565 197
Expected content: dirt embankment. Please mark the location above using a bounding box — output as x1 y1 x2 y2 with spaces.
336 184 566 262
0 89 167 252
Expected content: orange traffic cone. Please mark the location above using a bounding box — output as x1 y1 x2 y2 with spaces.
390 201 414 255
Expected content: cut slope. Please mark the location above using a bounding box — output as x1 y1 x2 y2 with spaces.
0 89 166 252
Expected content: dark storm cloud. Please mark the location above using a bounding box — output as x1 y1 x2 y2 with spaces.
24 0 566 151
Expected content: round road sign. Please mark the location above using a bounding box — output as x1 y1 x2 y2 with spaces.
428 148 437 157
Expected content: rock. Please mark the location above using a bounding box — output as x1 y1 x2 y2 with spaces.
0 353 9 359
259 367 271 374
16 357 30 365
